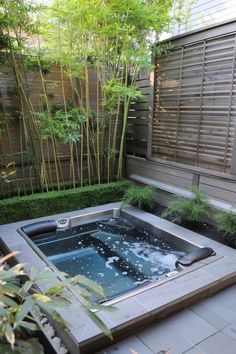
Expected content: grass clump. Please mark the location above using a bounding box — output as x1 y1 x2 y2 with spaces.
214 209 236 235
162 188 209 225
122 185 157 211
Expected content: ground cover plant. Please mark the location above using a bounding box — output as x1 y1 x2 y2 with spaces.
0 0 180 197
0 252 114 353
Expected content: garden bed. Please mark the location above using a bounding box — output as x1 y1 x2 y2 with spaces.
152 205 236 249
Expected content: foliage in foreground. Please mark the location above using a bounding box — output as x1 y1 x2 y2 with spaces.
122 185 157 211
0 180 131 224
162 188 209 225
214 208 236 235
0 252 114 353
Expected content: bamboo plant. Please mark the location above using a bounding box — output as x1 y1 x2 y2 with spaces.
0 0 176 197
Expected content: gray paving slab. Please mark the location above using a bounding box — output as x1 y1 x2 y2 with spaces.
190 302 230 330
222 321 236 342
165 308 218 345
209 284 236 306
137 321 194 354
99 297 150 328
200 258 236 279
192 296 236 324
214 244 236 257
96 336 154 354
183 347 206 354
197 332 236 354
134 269 217 314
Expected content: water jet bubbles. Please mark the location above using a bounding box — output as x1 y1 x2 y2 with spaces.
105 256 119 269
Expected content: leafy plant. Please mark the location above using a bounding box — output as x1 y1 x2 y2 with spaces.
162 188 209 225
214 208 236 235
0 252 114 353
36 107 86 144
122 185 157 211
0 162 16 183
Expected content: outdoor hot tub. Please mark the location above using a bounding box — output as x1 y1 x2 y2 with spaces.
1 202 234 354
19 206 215 304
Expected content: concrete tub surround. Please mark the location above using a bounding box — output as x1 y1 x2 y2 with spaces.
1 203 236 354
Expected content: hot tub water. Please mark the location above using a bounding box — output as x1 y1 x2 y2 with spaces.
32 218 186 300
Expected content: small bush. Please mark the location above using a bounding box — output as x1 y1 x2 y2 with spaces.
0 252 113 353
214 209 236 235
122 185 157 211
0 180 132 224
162 188 209 225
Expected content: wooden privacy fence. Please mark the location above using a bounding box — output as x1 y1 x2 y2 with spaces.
126 69 150 157
0 64 109 196
0 64 72 194
152 21 236 175
126 21 236 206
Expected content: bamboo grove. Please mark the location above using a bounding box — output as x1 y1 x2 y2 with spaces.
0 0 175 197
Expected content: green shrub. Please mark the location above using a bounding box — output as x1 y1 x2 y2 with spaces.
0 252 113 353
0 180 132 224
162 188 209 225
214 209 236 235
122 185 157 211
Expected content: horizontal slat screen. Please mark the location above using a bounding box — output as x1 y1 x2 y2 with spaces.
126 69 149 157
152 32 236 173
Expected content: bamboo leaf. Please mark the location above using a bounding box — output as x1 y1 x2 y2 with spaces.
72 275 105 298
88 304 117 313
0 307 8 316
32 294 52 303
22 280 34 294
5 322 15 348
19 321 39 332
0 295 18 307
16 297 35 324
84 308 113 340
45 284 64 295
